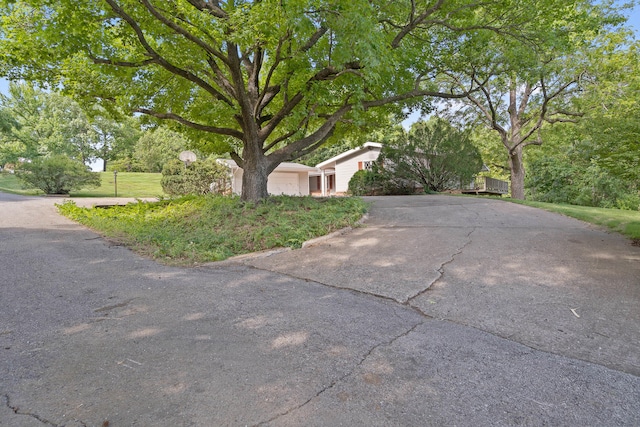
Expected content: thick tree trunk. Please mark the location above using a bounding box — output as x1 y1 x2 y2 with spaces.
508 145 525 199
102 159 107 172
240 154 271 202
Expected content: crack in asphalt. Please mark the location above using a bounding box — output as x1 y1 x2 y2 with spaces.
3 393 64 426
406 227 476 307
253 322 423 426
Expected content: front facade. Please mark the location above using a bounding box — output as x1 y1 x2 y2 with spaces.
312 142 382 196
219 159 316 196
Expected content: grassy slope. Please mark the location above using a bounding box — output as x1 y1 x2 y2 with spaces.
0 172 165 198
508 199 640 241
0 173 43 195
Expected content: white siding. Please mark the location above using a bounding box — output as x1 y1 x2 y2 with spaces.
298 173 310 195
231 170 309 196
268 172 300 195
334 148 381 193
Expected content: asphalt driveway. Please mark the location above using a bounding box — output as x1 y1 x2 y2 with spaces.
1 193 639 426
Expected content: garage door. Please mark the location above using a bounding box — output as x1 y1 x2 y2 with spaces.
268 172 300 195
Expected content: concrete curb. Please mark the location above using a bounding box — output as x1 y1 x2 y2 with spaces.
204 213 370 267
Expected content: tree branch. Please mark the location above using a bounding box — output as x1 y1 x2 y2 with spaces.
185 0 228 19
103 0 234 106
88 54 156 68
135 108 243 139
391 0 445 48
139 0 228 65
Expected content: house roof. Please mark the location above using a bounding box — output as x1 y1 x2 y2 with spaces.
218 159 319 173
316 142 382 169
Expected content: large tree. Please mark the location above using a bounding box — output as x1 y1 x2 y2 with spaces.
439 2 624 199
0 82 97 164
0 0 619 201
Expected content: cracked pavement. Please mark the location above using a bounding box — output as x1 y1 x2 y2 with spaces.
1 193 639 426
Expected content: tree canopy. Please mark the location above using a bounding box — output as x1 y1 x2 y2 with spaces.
0 0 625 201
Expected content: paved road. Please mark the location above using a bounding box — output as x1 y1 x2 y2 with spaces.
1 193 639 426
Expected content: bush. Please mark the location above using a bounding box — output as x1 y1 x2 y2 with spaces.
348 170 381 196
381 118 483 193
16 155 101 194
161 158 231 196
348 169 416 196
107 158 146 173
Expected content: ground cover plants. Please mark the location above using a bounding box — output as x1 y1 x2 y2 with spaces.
57 195 368 265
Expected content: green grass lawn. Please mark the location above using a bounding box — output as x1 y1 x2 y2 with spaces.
72 172 165 197
508 199 640 242
0 173 43 195
0 172 165 198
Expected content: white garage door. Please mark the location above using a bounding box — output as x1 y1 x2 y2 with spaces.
268 172 300 195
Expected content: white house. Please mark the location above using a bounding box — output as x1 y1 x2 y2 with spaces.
311 142 382 196
219 159 317 196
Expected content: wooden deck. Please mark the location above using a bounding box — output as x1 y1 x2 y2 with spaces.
461 176 509 196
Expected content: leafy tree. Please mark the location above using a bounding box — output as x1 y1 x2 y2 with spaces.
578 36 640 186
0 82 97 164
0 0 599 201
379 118 483 192
523 35 639 209
133 127 189 173
91 111 141 171
439 2 625 199
17 155 101 194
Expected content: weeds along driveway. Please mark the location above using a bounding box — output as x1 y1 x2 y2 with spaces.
1 192 639 426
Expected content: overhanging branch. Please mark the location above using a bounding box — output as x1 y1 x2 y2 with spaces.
135 108 243 139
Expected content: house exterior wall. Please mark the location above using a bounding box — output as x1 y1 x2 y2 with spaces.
334 148 381 193
297 173 310 195
230 169 309 196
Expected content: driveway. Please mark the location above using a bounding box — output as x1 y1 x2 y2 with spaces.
1 193 639 426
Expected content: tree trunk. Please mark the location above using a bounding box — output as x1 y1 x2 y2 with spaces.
102 158 107 172
509 145 525 199
240 154 271 202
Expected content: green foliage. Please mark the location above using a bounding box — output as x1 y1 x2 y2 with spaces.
380 118 484 192
0 83 96 164
16 155 101 194
0 82 141 169
161 158 230 196
106 158 147 173
348 170 381 196
526 139 639 211
133 127 190 173
90 110 141 171
57 195 368 265
3 0 619 201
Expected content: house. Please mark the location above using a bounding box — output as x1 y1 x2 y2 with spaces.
219 159 317 196
311 142 382 196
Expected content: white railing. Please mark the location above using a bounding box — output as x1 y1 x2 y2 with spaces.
462 176 509 194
